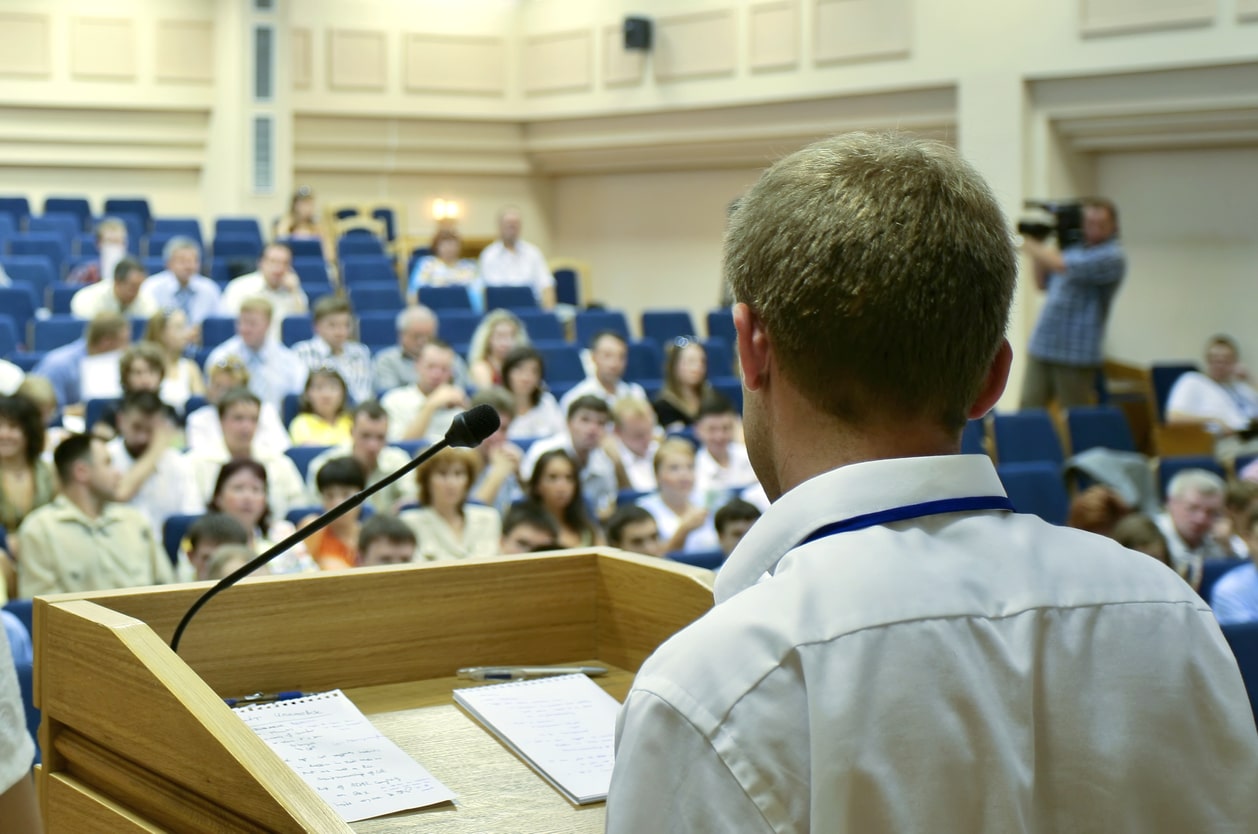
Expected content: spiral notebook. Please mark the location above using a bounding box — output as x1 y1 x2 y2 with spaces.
453 673 620 805
234 689 455 822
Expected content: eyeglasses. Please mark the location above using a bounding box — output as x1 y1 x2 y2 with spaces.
294 185 312 198
672 336 701 350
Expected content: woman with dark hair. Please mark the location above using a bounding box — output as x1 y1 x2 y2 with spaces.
526 449 604 548
653 337 715 430
0 395 55 534
407 228 479 306
207 458 314 574
502 346 564 440
289 367 351 446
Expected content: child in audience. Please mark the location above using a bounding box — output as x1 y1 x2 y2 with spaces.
714 498 761 557
638 438 719 555
358 515 419 566
400 448 501 561
184 512 250 581
1111 513 1173 569
692 394 755 505
204 544 254 581
526 449 604 548
607 505 664 558
502 346 565 440
207 458 314 573
143 309 205 413
289 368 352 446
499 502 560 555
299 456 366 570
468 310 529 390
653 338 714 430
613 397 660 493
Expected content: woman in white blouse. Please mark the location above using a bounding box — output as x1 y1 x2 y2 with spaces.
400 447 501 561
502 346 566 441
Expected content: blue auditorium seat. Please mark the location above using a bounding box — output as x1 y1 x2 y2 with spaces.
574 310 630 346
1066 406 1137 455
997 461 1069 526
992 410 1064 465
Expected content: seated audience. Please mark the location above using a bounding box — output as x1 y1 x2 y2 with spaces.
468 309 529 390
1210 505 1258 624
32 312 130 415
400 448 501 562
692 394 756 503
653 338 714 430
607 505 664 558
1067 485 1132 537
0 618 40 831
499 502 560 555
381 340 468 442
561 331 647 414
204 543 254 581
185 512 250 581
502 346 565 440
293 295 373 405
109 391 201 540
218 242 308 341
204 297 303 414
638 438 720 555
521 395 626 520
143 309 206 414
1222 480 1258 559
289 368 352 447
1165 335 1258 460
714 498 761 558
613 397 660 493
1156 468 1228 588
300 456 367 570
0 395 56 537
358 515 418 566
67 216 130 286
18 433 172 596
478 207 557 309
525 449 604 548
467 388 524 516
140 237 221 333
408 228 480 308
305 401 418 514
1111 513 1173 569
70 257 158 320
186 355 290 455
274 185 336 265
205 458 313 573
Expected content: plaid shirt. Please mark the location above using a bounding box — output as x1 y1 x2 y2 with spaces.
1028 238 1125 366
292 336 374 405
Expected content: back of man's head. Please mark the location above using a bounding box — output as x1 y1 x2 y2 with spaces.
724 132 1016 431
53 432 95 484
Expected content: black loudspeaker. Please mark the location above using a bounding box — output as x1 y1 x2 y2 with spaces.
624 16 652 51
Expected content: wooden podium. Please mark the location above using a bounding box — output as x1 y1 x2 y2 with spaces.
31 550 715 833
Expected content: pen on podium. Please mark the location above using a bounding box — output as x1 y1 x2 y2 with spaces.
224 690 305 708
456 666 608 682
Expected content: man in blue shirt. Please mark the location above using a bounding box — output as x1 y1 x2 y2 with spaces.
31 312 130 412
203 297 302 414
139 236 221 340
1021 200 1125 409
1212 504 1258 625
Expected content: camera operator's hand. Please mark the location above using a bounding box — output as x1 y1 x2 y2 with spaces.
1021 235 1066 275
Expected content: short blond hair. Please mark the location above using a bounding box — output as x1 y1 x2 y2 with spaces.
613 396 656 425
652 437 696 475
240 296 274 320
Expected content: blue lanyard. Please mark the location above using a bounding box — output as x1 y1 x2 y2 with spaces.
800 495 1015 546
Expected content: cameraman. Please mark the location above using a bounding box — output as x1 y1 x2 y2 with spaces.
1020 199 1125 409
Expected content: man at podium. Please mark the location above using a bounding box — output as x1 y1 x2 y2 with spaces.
606 133 1258 832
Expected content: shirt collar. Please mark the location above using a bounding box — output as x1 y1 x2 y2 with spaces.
713 454 1007 603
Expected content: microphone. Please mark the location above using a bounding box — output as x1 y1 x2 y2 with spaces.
170 404 501 653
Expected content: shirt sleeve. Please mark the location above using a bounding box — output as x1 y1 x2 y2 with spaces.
16 516 60 597
0 628 34 795
1061 244 1125 286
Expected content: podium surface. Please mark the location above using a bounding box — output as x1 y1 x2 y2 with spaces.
32 549 715 832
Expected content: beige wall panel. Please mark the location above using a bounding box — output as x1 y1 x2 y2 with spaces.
749 1 799 72
328 29 388 91
523 30 593 95
70 18 136 81
1080 0 1216 35
814 0 911 65
156 20 214 83
654 10 737 82
602 25 644 88
1240 0 1258 20
0 13 50 78
292 27 312 90
405 35 505 95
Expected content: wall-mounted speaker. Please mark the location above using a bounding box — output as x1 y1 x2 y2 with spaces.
624 16 653 51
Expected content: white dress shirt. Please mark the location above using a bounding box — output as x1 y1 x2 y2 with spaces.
108 437 205 538
693 442 757 506
204 336 304 413
478 239 554 301
608 455 1258 833
1165 371 1258 431
636 492 718 553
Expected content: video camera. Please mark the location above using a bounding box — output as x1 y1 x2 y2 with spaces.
1016 200 1084 248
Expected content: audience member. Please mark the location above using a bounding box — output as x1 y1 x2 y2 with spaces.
205 458 312 573
358 515 418 566
380 340 467 442
638 438 719 555
204 543 254 581
140 237 221 333
67 216 130 286
305 401 417 514
1067 484 1132 536
468 309 529 390
185 355 290 455
1222 480 1258 559
0 395 56 537
218 242 308 341
374 306 436 391
1020 199 1125 409
525 449 604 548
714 497 760 558
1165 335 1258 460
521 395 625 519
408 228 479 308
185 512 250 581
1211 505 1258 624
560 331 647 415
607 505 664 558
12 376 67 456
400 448 501 561
274 185 335 264
478 206 557 309
502 346 565 440
467 388 524 516
1111 512 1173 568
18 433 171 596
498 502 560 555
1156 468 1228 587
118 342 169 399
692 394 755 503
293 295 373 405
612 397 660 493
653 337 713 429
70 256 158 320
204 297 303 414
0 621 40 830
32 312 130 413
300 456 367 570
143 309 206 414
289 367 352 446
109 391 201 540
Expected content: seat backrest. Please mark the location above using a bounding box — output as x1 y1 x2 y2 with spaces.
84 397 121 432
1 255 57 302
1065 405 1137 455
537 345 586 385
33 316 86 352
213 217 264 245
419 285 473 311
29 213 79 243
484 285 538 312
163 513 203 565
996 461 1069 525
0 315 17 358
11 232 68 274
641 310 696 349
291 256 330 286
285 445 332 479
103 197 152 228
574 310 630 346
348 283 404 312
201 316 237 349
553 268 580 307
337 235 385 259
516 310 565 343
341 255 396 285
44 196 93 229
1150 363 1198 423
625 340 663 386
358 311 398 350
212 235 263 263
278 237 324 259
992 410 1064 464
962 418 988 456
1221 621 1258 722
435 310 480 345
281 314 313 347
0 196 32 227
0 284 39 340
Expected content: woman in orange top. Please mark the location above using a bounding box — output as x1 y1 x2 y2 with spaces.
299 456 367 570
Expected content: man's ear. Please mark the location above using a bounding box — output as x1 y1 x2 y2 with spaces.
733 303 770 392
968 338 1012 419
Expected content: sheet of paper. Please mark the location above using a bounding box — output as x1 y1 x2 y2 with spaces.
453 673 619 805
79 350 123 401
234 689 455 822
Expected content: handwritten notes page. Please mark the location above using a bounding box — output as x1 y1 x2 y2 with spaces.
234 690 455 822
453 674 619 805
